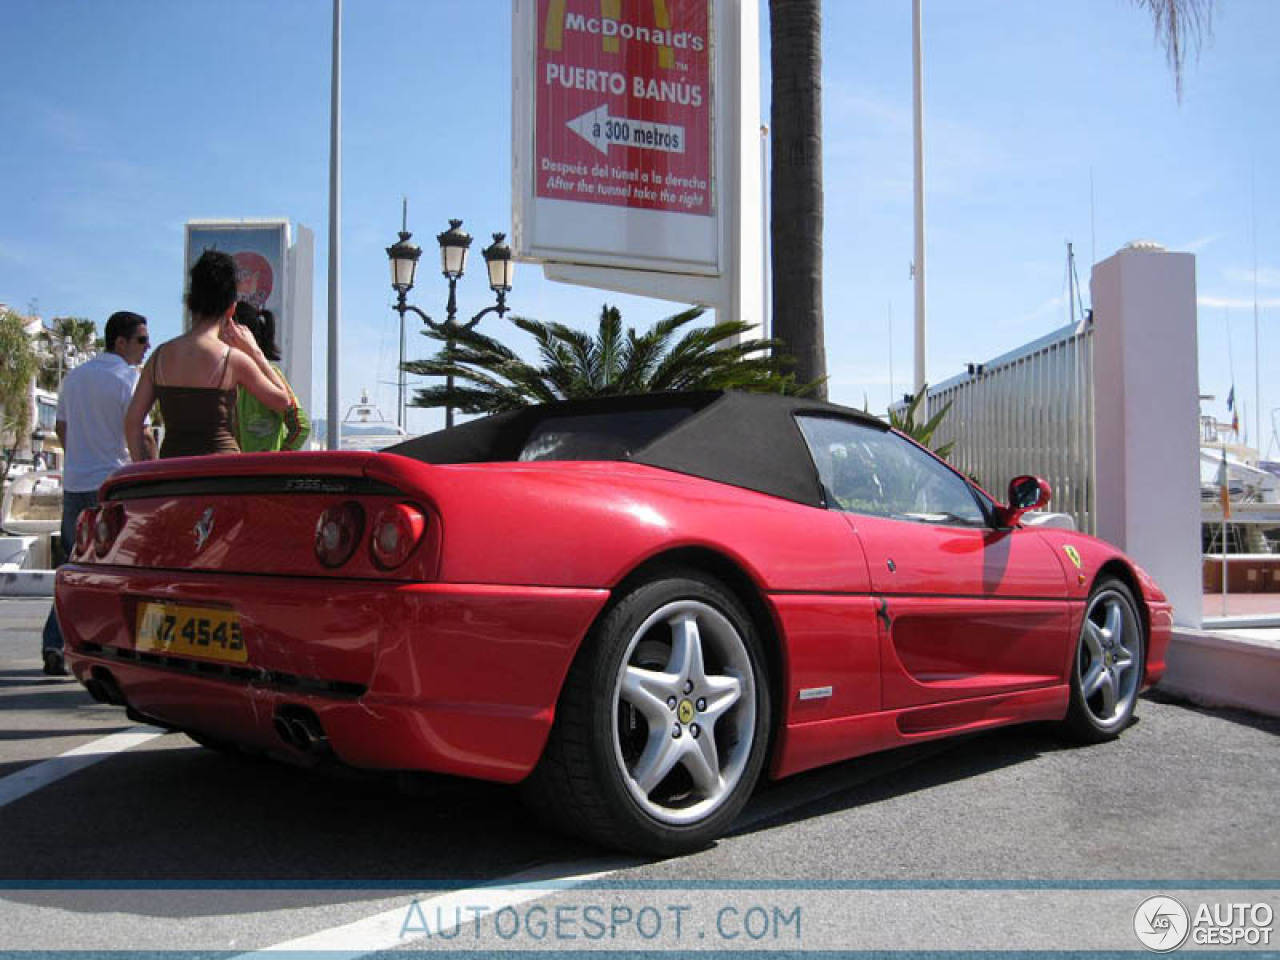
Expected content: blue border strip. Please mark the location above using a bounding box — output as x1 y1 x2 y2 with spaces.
0 951 1274 959
1 879 1276 891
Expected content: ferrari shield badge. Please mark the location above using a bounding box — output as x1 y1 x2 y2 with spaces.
1063 545 1082 569
194 507 215 552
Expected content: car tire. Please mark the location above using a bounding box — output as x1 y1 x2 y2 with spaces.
522 569 772 856
1060 577 1145 743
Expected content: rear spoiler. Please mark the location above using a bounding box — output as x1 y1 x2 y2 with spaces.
102 451 430 501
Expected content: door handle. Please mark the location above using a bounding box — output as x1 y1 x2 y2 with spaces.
876 595 891 631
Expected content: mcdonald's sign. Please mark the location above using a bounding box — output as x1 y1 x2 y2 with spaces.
532 0 712 217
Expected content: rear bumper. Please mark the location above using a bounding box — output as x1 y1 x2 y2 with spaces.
57 566 609 781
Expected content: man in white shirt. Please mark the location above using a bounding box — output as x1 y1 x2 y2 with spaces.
41 311 156 675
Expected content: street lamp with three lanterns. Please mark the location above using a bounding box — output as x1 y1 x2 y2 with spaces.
387 202 514 430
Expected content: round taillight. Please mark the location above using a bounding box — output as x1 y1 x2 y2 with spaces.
75 506 98 557
314 501 364 568
93 503 125 557
370 503 427 570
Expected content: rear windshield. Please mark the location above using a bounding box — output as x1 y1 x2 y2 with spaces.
519 408 694 461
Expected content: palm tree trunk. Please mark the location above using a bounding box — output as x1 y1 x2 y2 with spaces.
769 0 826 397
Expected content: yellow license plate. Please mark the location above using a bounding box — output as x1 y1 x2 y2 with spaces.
136 602 247 664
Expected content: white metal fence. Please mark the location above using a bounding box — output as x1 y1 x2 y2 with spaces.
928 320 1095 534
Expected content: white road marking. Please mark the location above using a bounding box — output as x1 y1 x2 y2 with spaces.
227 740 950 956
237 859 630 957
0 725 167 808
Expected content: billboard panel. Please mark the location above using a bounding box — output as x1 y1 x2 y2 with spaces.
184 221 288 325
515 0 721 274
535 0 712 217
183 220 300 385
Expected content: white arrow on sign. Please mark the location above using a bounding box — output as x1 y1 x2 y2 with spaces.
566 104 685 157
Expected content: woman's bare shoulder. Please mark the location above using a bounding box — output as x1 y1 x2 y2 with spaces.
227 347 257 372
153 333 226 386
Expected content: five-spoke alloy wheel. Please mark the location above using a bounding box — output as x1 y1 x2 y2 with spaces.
524 569 771 855
1062 578 1145 742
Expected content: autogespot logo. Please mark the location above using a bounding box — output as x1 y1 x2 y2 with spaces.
1134 895 1191 952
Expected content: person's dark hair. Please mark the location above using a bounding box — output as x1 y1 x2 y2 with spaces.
233 301 281 362
186 249 238 318
103 311 147 353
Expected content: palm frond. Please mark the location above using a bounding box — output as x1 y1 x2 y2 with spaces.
405 301 807 420
1130 0 1213 100
595 305 624 388
887 384 956 461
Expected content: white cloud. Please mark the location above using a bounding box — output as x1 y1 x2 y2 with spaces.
1197 294 1280 309
0 241 33 267
1181 233 1225 253
1223 266 1280 288
823 80 1012 212
1016 292 1070 325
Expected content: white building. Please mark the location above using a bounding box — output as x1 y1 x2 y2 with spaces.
0 304 87 472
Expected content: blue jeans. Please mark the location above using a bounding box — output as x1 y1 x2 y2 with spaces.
41 488 99 654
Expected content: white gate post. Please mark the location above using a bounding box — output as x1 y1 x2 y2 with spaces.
1090 242 1202 627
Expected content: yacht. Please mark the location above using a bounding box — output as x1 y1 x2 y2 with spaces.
1200 414 1280 555
0 468 62 569
336 390 410 451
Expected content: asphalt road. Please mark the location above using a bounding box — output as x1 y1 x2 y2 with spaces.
2 597 1277 954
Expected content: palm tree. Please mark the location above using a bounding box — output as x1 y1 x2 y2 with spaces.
0 309 40 486
769 0 825 399
36 316 97 391
404 305 808 416
888 383 954 459
1134 0 1213 101
764 0 1211 394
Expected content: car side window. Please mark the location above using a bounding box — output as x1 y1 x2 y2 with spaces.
797 415 987 527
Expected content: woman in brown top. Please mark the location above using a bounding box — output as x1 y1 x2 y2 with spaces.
126 250 291 459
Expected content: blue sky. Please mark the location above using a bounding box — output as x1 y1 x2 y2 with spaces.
1 0 1276 453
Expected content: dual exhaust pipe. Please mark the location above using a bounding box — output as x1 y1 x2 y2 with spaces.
84 667 328 757
84 668 127 707
272 706 330 755
84 668 179 731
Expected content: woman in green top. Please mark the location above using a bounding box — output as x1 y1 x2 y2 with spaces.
233 301 310 451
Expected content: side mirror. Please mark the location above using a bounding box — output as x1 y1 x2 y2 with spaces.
996 475 1052 527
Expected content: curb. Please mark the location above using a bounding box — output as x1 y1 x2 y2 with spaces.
0 569 55 598
1202 614 1280 630
1160 627 1280 718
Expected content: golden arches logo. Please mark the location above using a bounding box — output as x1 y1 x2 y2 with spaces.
544 0 677 69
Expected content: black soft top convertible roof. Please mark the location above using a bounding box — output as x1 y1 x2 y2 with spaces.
385 390 889 508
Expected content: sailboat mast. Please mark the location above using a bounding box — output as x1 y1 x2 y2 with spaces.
1068 242 1076 328
888 300 894 412
1252 161 1261 453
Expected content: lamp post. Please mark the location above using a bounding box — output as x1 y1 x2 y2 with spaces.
387 203 514 430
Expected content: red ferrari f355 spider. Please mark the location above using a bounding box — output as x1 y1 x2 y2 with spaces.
57 391 1171 854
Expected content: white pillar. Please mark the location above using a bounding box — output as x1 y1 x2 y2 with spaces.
285 224 315 418
1090 242 1202 627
